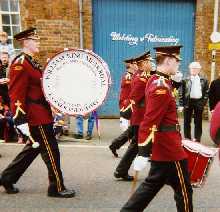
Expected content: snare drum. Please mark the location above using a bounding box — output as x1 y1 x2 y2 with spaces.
182 139 217 187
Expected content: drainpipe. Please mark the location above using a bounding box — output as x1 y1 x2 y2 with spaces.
211 0 219 82
79 0 84 49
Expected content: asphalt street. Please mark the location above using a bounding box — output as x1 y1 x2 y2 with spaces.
0 119 220 212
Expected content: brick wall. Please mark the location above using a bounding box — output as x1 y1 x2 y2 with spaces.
195 0 220 80
19 0 93 64
195 0 219 119
83 0 93 50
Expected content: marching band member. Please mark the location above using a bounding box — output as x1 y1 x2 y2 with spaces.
109 58 137 157
114 51 153 181
0 27 75 198
121 45 193 212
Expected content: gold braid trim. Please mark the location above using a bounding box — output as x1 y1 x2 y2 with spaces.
138 125 157 146
120 102 134 112
39 126 62 192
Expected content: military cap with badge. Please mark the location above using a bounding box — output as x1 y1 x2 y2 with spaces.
133 51 154 63
14 27 39 41
154 45 183 61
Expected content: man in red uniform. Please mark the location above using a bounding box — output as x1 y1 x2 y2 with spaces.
0 28 75 198
114 51 153 181
109 58 137 157
121 46 193 212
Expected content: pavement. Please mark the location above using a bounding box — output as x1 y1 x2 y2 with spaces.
0 118 220 212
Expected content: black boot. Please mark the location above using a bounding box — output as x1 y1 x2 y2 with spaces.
114 171 134 181
48 188 76 198
73 134 83 139
109 145 119 157
0 176 19 194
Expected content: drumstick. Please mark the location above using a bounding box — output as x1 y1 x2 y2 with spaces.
130 171 138 196
29 135 40 148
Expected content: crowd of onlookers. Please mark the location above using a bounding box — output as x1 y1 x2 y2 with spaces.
0 30 96 145
0 31 15 143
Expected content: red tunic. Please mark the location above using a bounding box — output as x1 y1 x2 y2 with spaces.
9 53 53 126
138 73 187 161
129 70 150 126
119 72 132 109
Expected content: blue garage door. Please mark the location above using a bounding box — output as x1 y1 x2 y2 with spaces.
92 0 196 117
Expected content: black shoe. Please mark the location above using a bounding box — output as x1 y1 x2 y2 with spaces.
85 134 92 140
73 134 83 139
109 145 118 157
114 172 134 181
0 177 19 194
48 189 76 198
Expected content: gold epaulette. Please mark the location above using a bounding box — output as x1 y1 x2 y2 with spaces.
153 76 169 88
140 71 150 82
139 125 157 146
15 54 25 65
141 70 151 78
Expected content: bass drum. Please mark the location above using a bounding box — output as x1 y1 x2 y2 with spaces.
42 49 111 115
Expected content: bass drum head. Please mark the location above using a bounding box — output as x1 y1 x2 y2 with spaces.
42 49 111 115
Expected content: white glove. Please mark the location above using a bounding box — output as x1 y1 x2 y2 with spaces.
133 156 149 171
16 123 40 148
171 71 183 83
16 123 31 136
119 117 129 131
178 106 184 113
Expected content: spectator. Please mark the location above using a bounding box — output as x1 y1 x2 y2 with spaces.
0 32 14 59
74 111 96 140
0 59 10 106
0 51 10 77
179 61 209 142
209 73 220 112
0 96 15 143
53 112 69 140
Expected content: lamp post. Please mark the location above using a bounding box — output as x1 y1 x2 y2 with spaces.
210 0 219 82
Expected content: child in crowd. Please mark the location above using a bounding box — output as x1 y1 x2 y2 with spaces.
0 96 15 142
52 108 69 140
0 31 14 59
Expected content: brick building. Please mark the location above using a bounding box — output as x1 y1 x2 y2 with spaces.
0 0 219 116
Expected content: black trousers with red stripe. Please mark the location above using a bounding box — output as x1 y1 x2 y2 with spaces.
121 159 193 212
115 125 139 176
1 123 65 193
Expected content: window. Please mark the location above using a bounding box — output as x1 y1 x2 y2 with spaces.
0 0 21 49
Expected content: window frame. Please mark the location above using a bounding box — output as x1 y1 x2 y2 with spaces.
0 0 22 50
